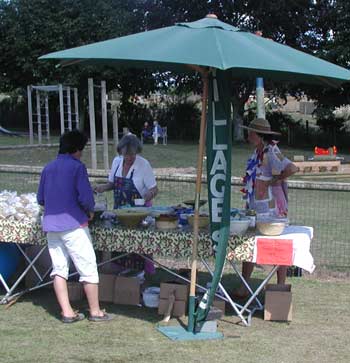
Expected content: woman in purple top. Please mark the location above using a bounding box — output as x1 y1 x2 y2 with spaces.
37 130 112 323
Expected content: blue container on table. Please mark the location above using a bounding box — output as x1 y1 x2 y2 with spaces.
175 207 193 226
0 243 21 282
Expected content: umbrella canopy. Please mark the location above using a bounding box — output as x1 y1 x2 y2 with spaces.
40 16 350 86
39 14 350 332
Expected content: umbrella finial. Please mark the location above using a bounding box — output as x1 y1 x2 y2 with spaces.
206 14 218 19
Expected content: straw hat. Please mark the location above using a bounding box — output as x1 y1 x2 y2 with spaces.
240 118 280 135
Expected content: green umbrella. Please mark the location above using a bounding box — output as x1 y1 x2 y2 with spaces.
41 15 350 86
40 14 350 336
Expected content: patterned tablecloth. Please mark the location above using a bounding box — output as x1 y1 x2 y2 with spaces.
0 218 255 261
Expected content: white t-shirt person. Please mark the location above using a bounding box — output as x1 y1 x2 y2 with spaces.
108 155 157 198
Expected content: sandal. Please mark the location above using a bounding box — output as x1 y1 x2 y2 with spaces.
61 312 85 324
88 311 113 322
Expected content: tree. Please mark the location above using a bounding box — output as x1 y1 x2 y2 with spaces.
0 0 162 131
299 0 350 138
140 0 319 140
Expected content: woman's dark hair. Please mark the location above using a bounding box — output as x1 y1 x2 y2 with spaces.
257 133 277 143
59 130 88 154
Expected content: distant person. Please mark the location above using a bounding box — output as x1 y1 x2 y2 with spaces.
152 121 163 145
141 122 152 140
37 130 112 323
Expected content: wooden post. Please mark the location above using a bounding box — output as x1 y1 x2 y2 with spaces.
67 86 72 130
101 80 109 170
58 84 65 135
187 68 209 332
74 88 79 130
88 78 97 170
36 90 42 145
27 85 34 145
45 94 50 142
112 103 119 149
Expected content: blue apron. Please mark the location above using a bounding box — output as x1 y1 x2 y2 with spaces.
112 161 155 274
113 163 142 209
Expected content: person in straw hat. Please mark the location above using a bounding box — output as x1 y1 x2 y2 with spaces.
233 118 298 299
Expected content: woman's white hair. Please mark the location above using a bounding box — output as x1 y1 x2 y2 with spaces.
117 133 142 155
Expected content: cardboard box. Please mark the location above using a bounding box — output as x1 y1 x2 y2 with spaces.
196 294 226 315
159 282 189 302
158 298 187 317
113 276 140 306
67 282 83 302
264 284 292 321
212 297 226 314
158 282 189 317
98 274 116 302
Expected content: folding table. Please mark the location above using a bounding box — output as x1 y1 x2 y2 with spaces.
226 225 315 324
0 218 314 326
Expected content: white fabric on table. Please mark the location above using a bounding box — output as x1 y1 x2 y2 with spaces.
252 225 315 273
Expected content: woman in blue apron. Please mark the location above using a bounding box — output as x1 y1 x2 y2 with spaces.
113 164 143 209
95 134 158 273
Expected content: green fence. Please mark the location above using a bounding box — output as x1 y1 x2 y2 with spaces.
1 167 349 271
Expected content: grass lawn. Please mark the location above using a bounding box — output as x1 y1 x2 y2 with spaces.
0 272 349 363
1 135 350 361
0 134 320 178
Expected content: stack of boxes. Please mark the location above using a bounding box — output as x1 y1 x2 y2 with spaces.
98 273 141 306
158 282 189 317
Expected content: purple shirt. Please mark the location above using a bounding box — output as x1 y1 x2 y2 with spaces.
37 154 95 232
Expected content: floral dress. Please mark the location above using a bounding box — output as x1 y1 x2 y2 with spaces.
242 142 291 217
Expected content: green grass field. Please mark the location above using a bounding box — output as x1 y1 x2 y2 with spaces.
0 134 318 177
1 135 350 362
0 273 349 363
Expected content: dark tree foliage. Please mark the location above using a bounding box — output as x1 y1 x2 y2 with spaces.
0 0 158 96
1 0 348 137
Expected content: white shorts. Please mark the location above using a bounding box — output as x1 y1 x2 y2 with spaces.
47 227 99 284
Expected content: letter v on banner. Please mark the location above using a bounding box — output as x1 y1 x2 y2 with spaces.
195 69 233 323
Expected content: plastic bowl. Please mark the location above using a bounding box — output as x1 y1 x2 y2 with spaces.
256 221 285 236
134 198 145 206
150 206 174 218
142 287 160 308
155 214 178 230
115 209 149 228
230 217 251 236
187 215 210 229
183 199 207 208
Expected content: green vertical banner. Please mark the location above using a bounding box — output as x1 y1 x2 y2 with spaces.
195 70 232 323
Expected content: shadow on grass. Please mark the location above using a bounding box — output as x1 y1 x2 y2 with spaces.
12 268 269 324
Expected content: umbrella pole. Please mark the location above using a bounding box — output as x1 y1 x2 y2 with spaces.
188 70 209 332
